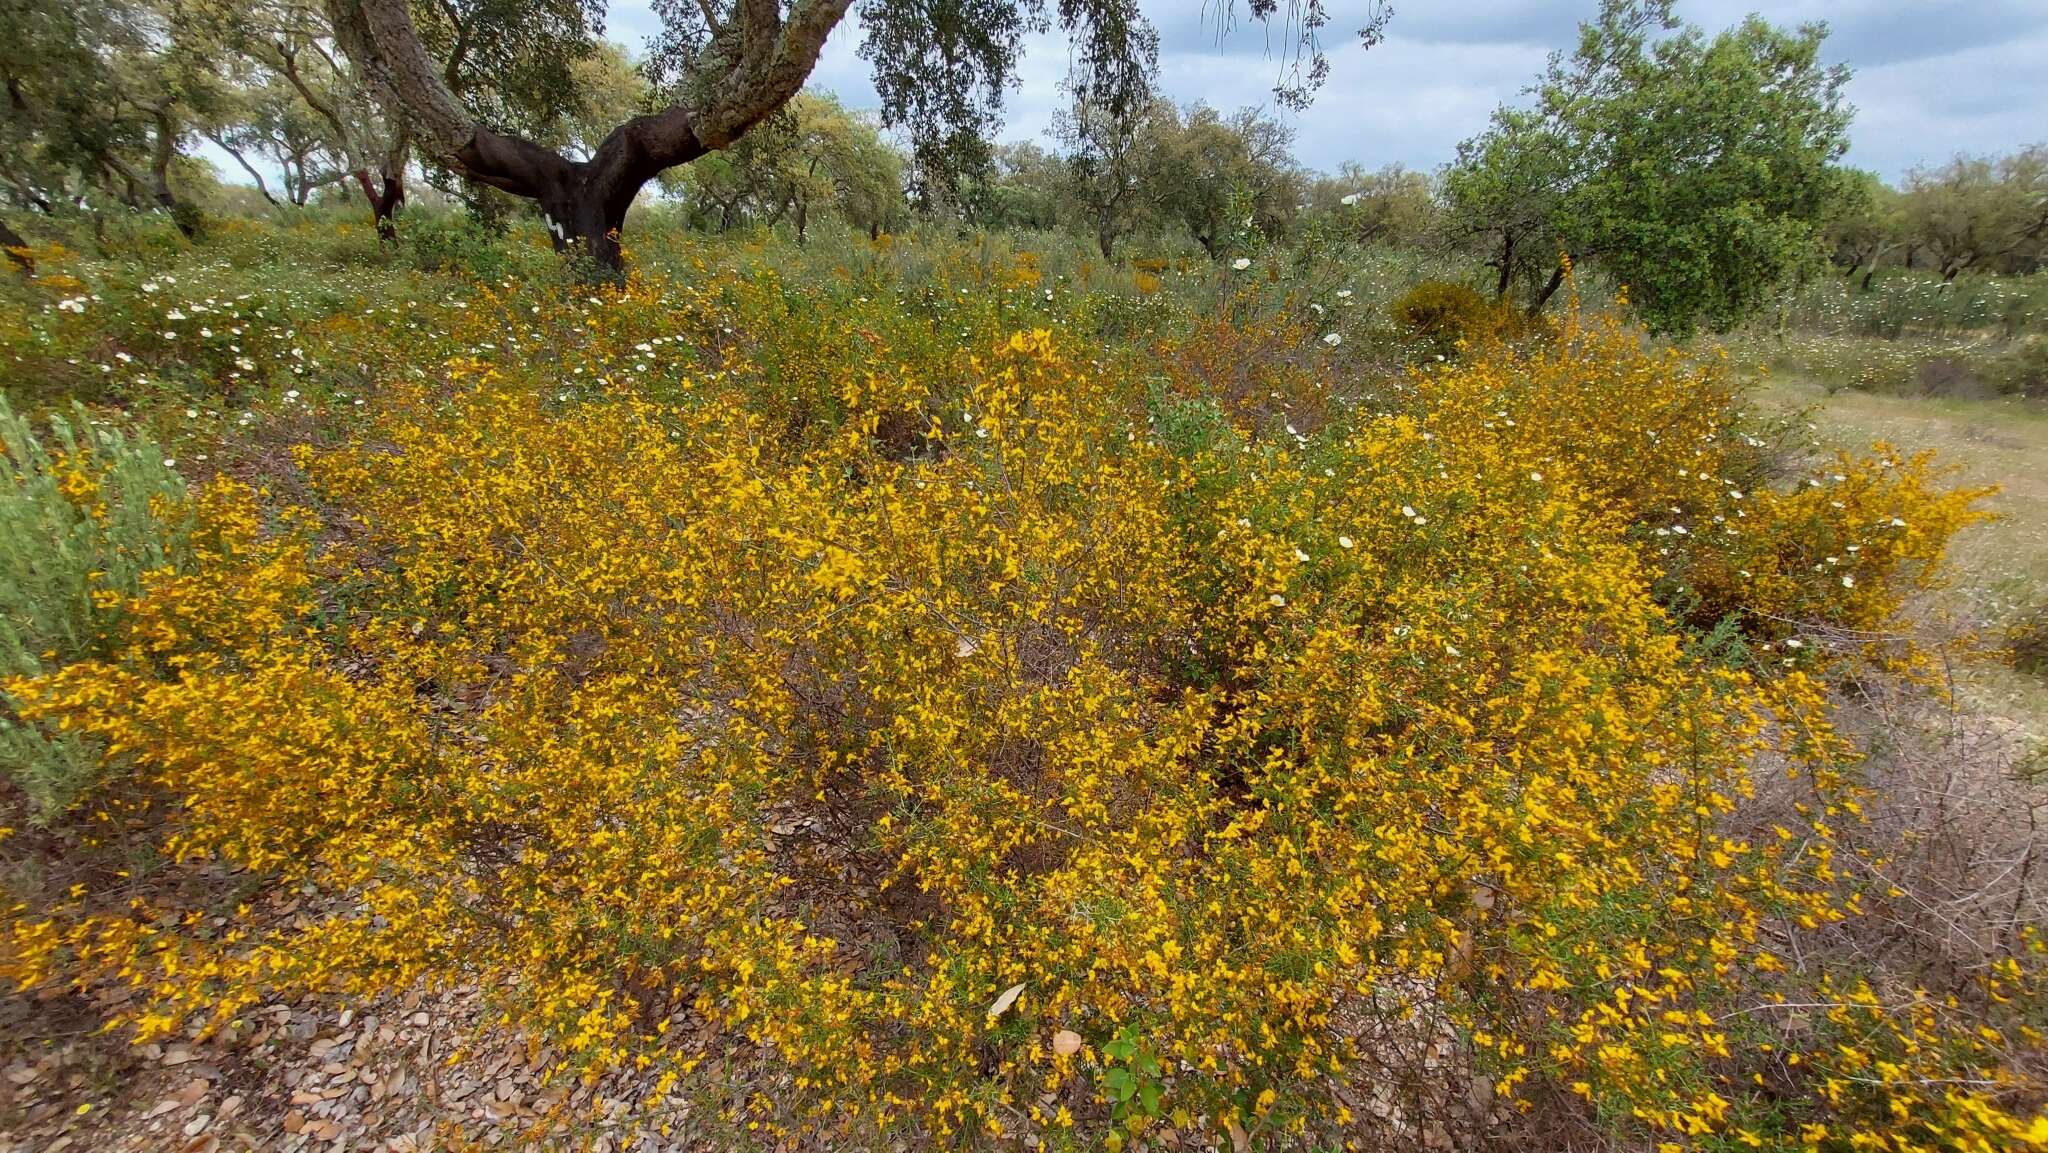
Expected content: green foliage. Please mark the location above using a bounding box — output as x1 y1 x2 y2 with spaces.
0 395 190 818
1098 1025 1166 1127
1309 162 1438 248
1142 103 1300 258
411 0 607 136
661 92 908 240
1445 0 1852 335
1902 146 2048 280
403 209 526 279
1822 168 1905 278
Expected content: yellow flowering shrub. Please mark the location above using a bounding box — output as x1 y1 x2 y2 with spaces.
2 254 2040 1152
1389 279 1540 357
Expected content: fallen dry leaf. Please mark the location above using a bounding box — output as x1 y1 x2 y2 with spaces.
985 982 1026 1020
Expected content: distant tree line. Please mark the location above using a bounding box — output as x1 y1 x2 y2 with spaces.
3 0 2040 334
1826 151 2048 287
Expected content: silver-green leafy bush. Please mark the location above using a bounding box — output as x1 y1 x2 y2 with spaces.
0 394 189 818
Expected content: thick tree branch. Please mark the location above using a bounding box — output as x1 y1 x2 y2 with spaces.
207 132 282 205
273 42 352 145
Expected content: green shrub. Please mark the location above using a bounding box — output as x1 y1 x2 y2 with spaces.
0 395 190 818
403 210 522 280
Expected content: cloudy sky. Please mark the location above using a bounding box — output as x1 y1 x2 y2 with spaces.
606 0 2048 181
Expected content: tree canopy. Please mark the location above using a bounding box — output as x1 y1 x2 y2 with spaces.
295 0 1385 271
1445 0 1852 335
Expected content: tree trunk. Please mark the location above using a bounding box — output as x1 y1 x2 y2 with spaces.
1528 262 1567 318
148 108 198 239
353 169 405 240
1097 220 1116 260
335 0 844 280
1494 233 1515 300
795 197 810 245
1 218 32 274
520 161 651 277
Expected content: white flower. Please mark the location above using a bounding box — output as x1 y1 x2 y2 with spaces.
1530 471 1543 482
166 309 186 321
1323 332 1342 347
1401 505 1416 518
1269 593 1287 607
1338 535 1355 549
1841 575 1855 588
1335 289 1353 299
1294 548 1310 563
1340 193 1361 206
1231 257 1252 271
